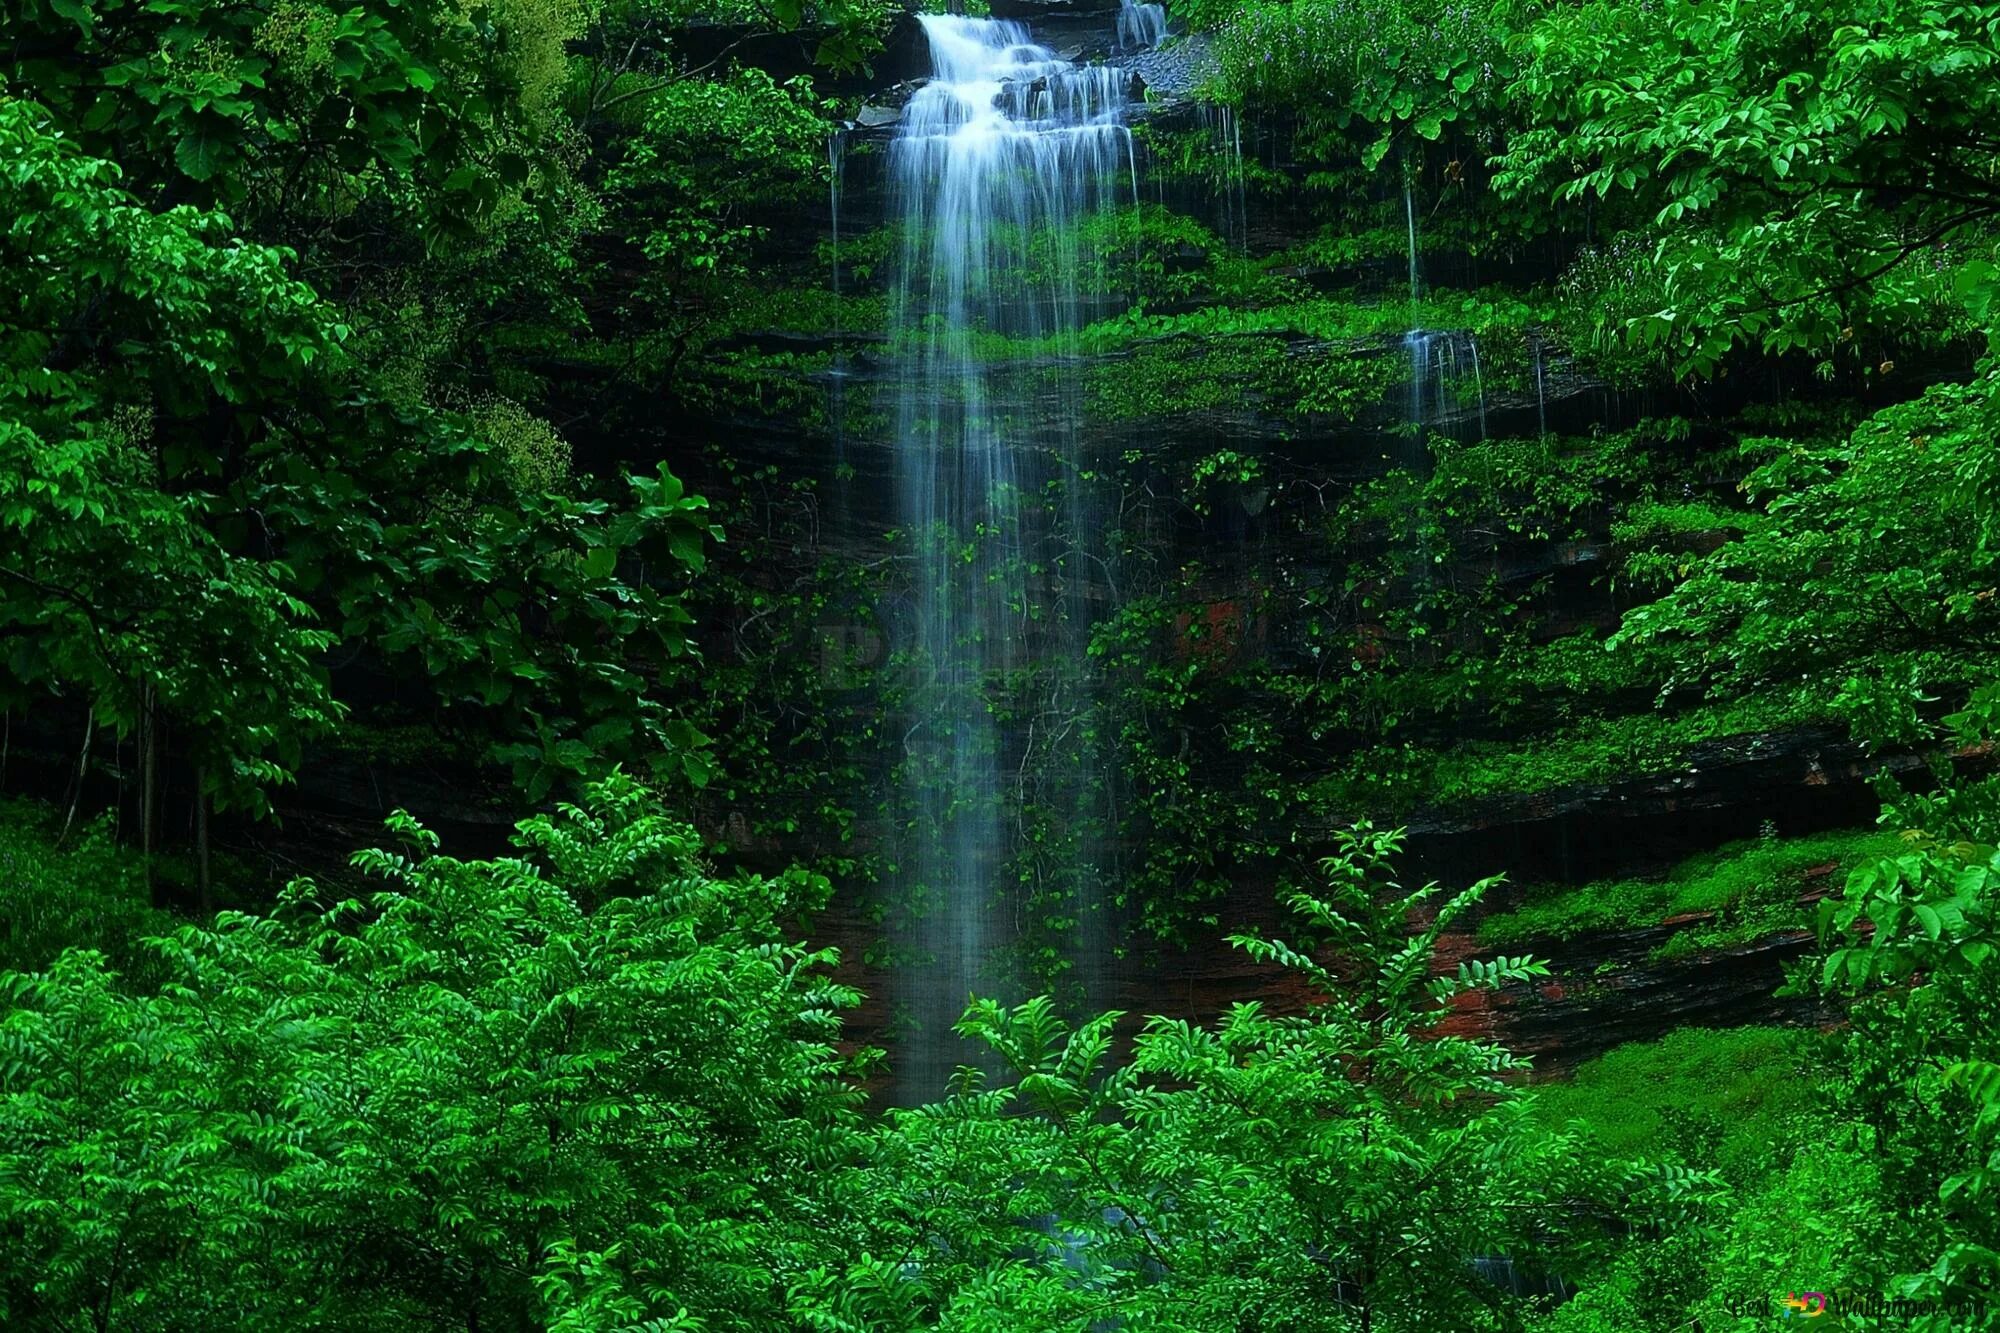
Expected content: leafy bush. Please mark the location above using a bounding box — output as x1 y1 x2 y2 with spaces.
0 773 877 1332
878 824 1713 1331
1210 0 1509 167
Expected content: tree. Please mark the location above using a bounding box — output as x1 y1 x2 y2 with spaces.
0 94 344 814
2 0 579 246
0 772 879 1331
1611 364 2000 757
1810 768 2000 1327
1 87 724 822
1496 0 1996 377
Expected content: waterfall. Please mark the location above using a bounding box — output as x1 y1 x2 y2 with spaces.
828 129 849 482
1468 336 1488 441
1403 183 1428 440
1405 329 1433 436
1116 0 1167 53
1197 104 1248 250
887 14 1137 1094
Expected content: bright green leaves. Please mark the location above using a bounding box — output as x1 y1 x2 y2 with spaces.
890 827 1629 1331
1496 0 1997 378
0 774 878 1330
4 0 557 245
1810 812 2000 1321
1613 369 2000 757
1212 0 1508 171
609 68 831 284
0 91 722 815
0 98 344 812
171 123 229 180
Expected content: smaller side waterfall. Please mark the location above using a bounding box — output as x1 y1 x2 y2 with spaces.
828 128 851 495
1196 105 1248 249
1117 0 1167 52
1406 331 1490 440
1534 337 1549 439
1467 335 1488 441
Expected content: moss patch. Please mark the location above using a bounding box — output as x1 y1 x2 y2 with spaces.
1481 826 1901 947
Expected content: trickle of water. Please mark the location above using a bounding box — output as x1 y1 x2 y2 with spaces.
1534 337 1548 439
1405 328 1432 433
1468 335 1488 441
829 128 850 492
888 13 1136 1096
1197 104 1248 249
1228 107 1246 251
829 129 846 323
1117 0 1167 53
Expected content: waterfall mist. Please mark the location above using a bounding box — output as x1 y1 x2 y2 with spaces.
885 14 1138 1095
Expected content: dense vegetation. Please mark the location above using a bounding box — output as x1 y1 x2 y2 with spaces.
5 0 2000 1329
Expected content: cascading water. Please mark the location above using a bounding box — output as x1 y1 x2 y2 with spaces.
1468 336 1488 441
1198 104 1249 251
887 14 1137 1094
1404 184 1429 438
1116 0 1168 53
828 129 849 485
1402 185 1487 442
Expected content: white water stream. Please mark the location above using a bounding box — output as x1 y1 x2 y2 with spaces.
888 13 1140 1092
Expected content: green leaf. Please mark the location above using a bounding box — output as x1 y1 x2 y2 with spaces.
174 129 228 181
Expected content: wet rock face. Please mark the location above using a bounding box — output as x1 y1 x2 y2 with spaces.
811 754 1874 1078
1436 925 1833 1074
1122 33 1219 99
678 8 1895 1086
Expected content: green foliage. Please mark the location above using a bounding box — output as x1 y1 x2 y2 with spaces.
0 96 343 808
1814 833 2000 1317
0 800 170 979
10 0 2000 1325
2 0 575 243
0 773 879 1331
1531 1026 1824 1184
1498 0 1995 377
1614 367 2000 749
878 825 1678 1331
610 68 831 278
1212 0 1509 170
0 86 723 814
1535 1134 1907 1333
1481 827 1901 949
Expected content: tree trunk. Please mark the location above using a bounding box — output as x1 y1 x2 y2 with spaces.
194 766 212 917
60 709 94 843
140 684 157 904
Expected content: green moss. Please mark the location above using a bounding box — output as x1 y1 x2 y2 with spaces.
1311 685 1827 816
728 285 886 338
1526 1030 1880 1333
1100 288 1552 346
923 288 1552 362
1531 1025 1824 1183
1608 498 1752 544
335 720 475 767
1480 826 1901 947
1088 335 1294 423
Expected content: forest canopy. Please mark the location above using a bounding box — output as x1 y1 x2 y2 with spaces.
3 0 2000 1330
